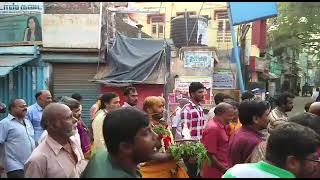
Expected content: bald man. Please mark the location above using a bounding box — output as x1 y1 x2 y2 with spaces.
201 102 234 178
27 90 52 143
309 102 320 117
24 103 87 178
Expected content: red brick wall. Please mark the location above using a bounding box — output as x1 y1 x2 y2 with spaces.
99 84 164 110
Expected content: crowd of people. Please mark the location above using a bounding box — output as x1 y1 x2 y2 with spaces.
0 84 320 178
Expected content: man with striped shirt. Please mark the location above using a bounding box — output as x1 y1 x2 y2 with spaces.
179 82 206 178
180 82 206 140
223 123 320 178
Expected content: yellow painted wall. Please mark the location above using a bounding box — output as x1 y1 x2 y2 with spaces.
131 2 237 49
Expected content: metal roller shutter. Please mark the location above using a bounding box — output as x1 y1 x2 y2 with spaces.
52 63 99 128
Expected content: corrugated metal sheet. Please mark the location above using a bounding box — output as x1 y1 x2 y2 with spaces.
52 63 99 127
0 65 44 120
0 55 36 77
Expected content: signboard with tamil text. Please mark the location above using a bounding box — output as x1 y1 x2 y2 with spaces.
0 2 44 14
183 51 214 69
213 70 236 89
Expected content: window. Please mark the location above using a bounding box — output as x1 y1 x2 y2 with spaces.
152 24 157 34
148 14 165 38
158 24 163 34
215 10 231 43
218 21 224 31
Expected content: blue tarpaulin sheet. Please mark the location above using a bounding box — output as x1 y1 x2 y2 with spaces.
229 2 278 25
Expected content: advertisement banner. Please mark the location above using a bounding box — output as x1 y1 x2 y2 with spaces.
183 51 214 69
174 76 212 104
0 2 43 45
213 70 236 89
0 2 44 14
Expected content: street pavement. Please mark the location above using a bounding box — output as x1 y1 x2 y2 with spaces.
287 95 314 117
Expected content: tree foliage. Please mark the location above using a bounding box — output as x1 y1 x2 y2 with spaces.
268 2 320 59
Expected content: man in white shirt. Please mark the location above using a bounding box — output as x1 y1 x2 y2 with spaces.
92 93 120 151
171 98 189 140
311 87 319 101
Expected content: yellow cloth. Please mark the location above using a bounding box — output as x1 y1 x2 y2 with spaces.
139 160 189 178
228 118 242 135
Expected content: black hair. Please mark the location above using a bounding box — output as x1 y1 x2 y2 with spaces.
59 96 80 110
71 93 82 102
124 86 137 96
241 90 255 101
274 92 295 106
100 92 119 110
214 93 225 105
289 112 320 135
203 109 210 115
239 100 270 125
103 107 149 155
316 88 319 91
227 100 240 110
25 16 42 41
35 91 42 99
266 122 320 168
189 82 205 96
304 102 313 112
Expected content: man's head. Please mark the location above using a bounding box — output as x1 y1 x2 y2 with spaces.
124 87 138 107
8 99 27 119
35 90 52 108
213 102 235 124
316 88 319 92
241 90 255 101
100 92 120 112
59 96 81 120
275 92 294 112
0 101 6 113
143 96 164 121
214 93 234 105
289 112 320 135
266 123 320 178
189 82 205 103
41 103 78 139
103 108 158 164
239 100 271 130
214 93 225 105
309 102 320 117
71 93 82 103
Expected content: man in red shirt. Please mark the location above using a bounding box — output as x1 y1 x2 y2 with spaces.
201 102 235 178
228 100 271 166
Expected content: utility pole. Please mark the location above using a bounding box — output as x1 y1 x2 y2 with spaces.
227 2 245 92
